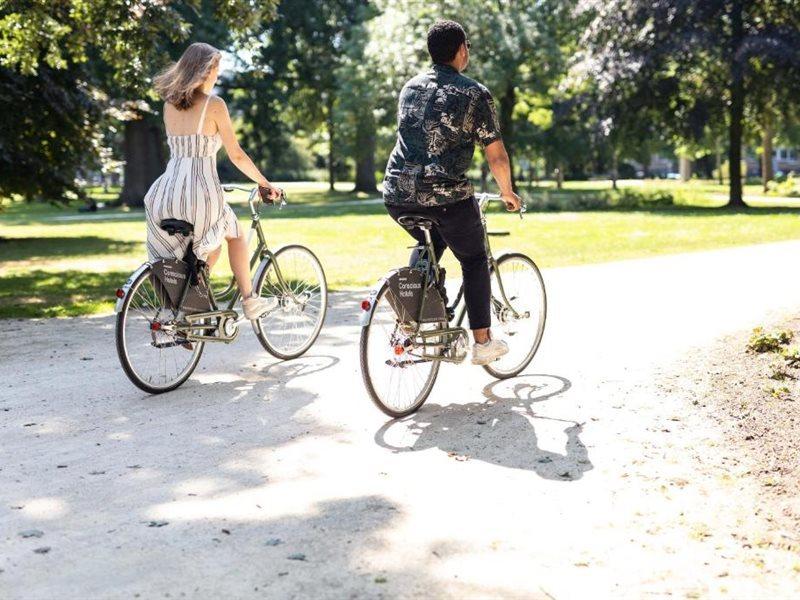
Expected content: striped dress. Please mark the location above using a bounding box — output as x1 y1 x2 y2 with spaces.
144 95 240 262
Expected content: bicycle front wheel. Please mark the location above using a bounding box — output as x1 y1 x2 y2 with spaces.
458 252 546 379
252 244 327 360
115 264 204 394
485 252 546 378
360 281 442 418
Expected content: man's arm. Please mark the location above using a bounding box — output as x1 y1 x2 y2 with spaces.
484 140 521 211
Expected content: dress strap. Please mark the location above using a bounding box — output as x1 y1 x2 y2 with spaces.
196 95 212 135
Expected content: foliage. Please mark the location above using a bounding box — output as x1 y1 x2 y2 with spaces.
0 0 277 201
747 327 794 353
524 188 674 211
577 0 800 206
0 63 100 201
766 173 800 197
230 0 371 188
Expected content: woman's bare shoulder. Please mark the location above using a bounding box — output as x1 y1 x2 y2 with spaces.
208 95 227 112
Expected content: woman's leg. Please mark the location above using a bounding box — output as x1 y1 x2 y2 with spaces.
226 233 253 298
206 246 222 270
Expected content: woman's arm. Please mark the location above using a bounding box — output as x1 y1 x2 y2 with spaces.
211 97 280 197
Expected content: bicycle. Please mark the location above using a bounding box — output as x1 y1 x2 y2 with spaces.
359 193 547 417
115 185 328 394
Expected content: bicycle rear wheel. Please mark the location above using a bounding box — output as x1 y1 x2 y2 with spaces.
252 244 327 360
360 281 442 418
115 264 204 394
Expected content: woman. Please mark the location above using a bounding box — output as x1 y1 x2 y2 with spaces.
146 42 278 320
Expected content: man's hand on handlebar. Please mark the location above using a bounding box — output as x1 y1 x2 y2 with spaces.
500 190 522 212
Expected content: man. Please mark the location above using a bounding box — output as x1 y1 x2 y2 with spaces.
383 19 522 365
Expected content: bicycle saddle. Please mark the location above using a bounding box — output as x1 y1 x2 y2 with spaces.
160 219 194 236
397 213 440 230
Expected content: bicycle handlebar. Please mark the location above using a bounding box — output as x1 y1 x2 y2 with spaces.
221 184 286 211
221 184 253 193
475 192 526 219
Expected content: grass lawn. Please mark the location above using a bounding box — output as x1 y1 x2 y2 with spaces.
2 179 800 318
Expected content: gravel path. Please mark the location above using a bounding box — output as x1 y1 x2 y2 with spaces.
3 240 800 598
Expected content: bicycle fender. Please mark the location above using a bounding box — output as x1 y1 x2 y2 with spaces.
250 243 302 287
359 273 393 327
115 263 151 313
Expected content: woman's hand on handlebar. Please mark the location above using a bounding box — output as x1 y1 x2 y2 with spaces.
500 190 522 212
258 181 283 202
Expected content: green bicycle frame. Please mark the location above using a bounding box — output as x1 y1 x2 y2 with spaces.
405 195 525 360
169 187 295 339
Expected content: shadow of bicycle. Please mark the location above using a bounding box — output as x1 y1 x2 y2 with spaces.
374 374 593 480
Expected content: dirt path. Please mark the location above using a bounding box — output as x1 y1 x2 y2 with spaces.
3 240 800 598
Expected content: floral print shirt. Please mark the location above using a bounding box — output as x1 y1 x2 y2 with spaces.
383 63 502 206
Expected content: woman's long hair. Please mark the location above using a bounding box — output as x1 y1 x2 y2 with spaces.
153 43 221 110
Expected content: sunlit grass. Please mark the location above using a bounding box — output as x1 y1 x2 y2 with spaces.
2 179 800 318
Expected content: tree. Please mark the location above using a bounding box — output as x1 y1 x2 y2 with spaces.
241 0 371 191
433 0 575 191
0 64 99 202
0 0 275 203
579 0 800 207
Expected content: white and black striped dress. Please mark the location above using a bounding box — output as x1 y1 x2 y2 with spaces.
144 95 240 262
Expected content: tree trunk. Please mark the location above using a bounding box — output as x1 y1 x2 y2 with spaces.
326 95 336 192
715 139 723 185
353 109 377 193
498 80 517 192
611 150 618 190
480 162 489 193
679 156 692 182
761 115 774 193
556 161 564 190
119 115 166 208
727 0 746 207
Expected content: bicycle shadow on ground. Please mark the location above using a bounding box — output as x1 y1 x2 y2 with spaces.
374 374 593 481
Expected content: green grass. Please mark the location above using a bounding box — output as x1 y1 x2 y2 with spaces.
2 179 800 318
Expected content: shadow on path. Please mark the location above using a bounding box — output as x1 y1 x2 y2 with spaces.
374 374 593 480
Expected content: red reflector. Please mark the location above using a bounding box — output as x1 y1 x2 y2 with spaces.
115 288 125 298
150 322 161 331
361 300 371 311
394 345 404 356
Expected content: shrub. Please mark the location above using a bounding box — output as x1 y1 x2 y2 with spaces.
523 188 674 212
768 360 793 381
766 172 800 197
611 189 674 209
782 345 800 368
747 327 794 353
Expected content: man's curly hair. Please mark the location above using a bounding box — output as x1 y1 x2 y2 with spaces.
427 20 467 64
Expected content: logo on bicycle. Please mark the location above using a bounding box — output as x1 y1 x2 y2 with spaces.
398 276 421 298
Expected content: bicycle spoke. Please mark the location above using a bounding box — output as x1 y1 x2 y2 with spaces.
254 247 326 358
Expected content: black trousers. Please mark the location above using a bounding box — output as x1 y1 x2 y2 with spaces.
386 198 491 330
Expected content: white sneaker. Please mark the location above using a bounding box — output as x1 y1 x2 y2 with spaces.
471 338 509 365
242 295 279 320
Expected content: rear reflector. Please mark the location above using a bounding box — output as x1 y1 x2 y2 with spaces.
361 300 371 311
150 322 161 331
115 288 125 298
